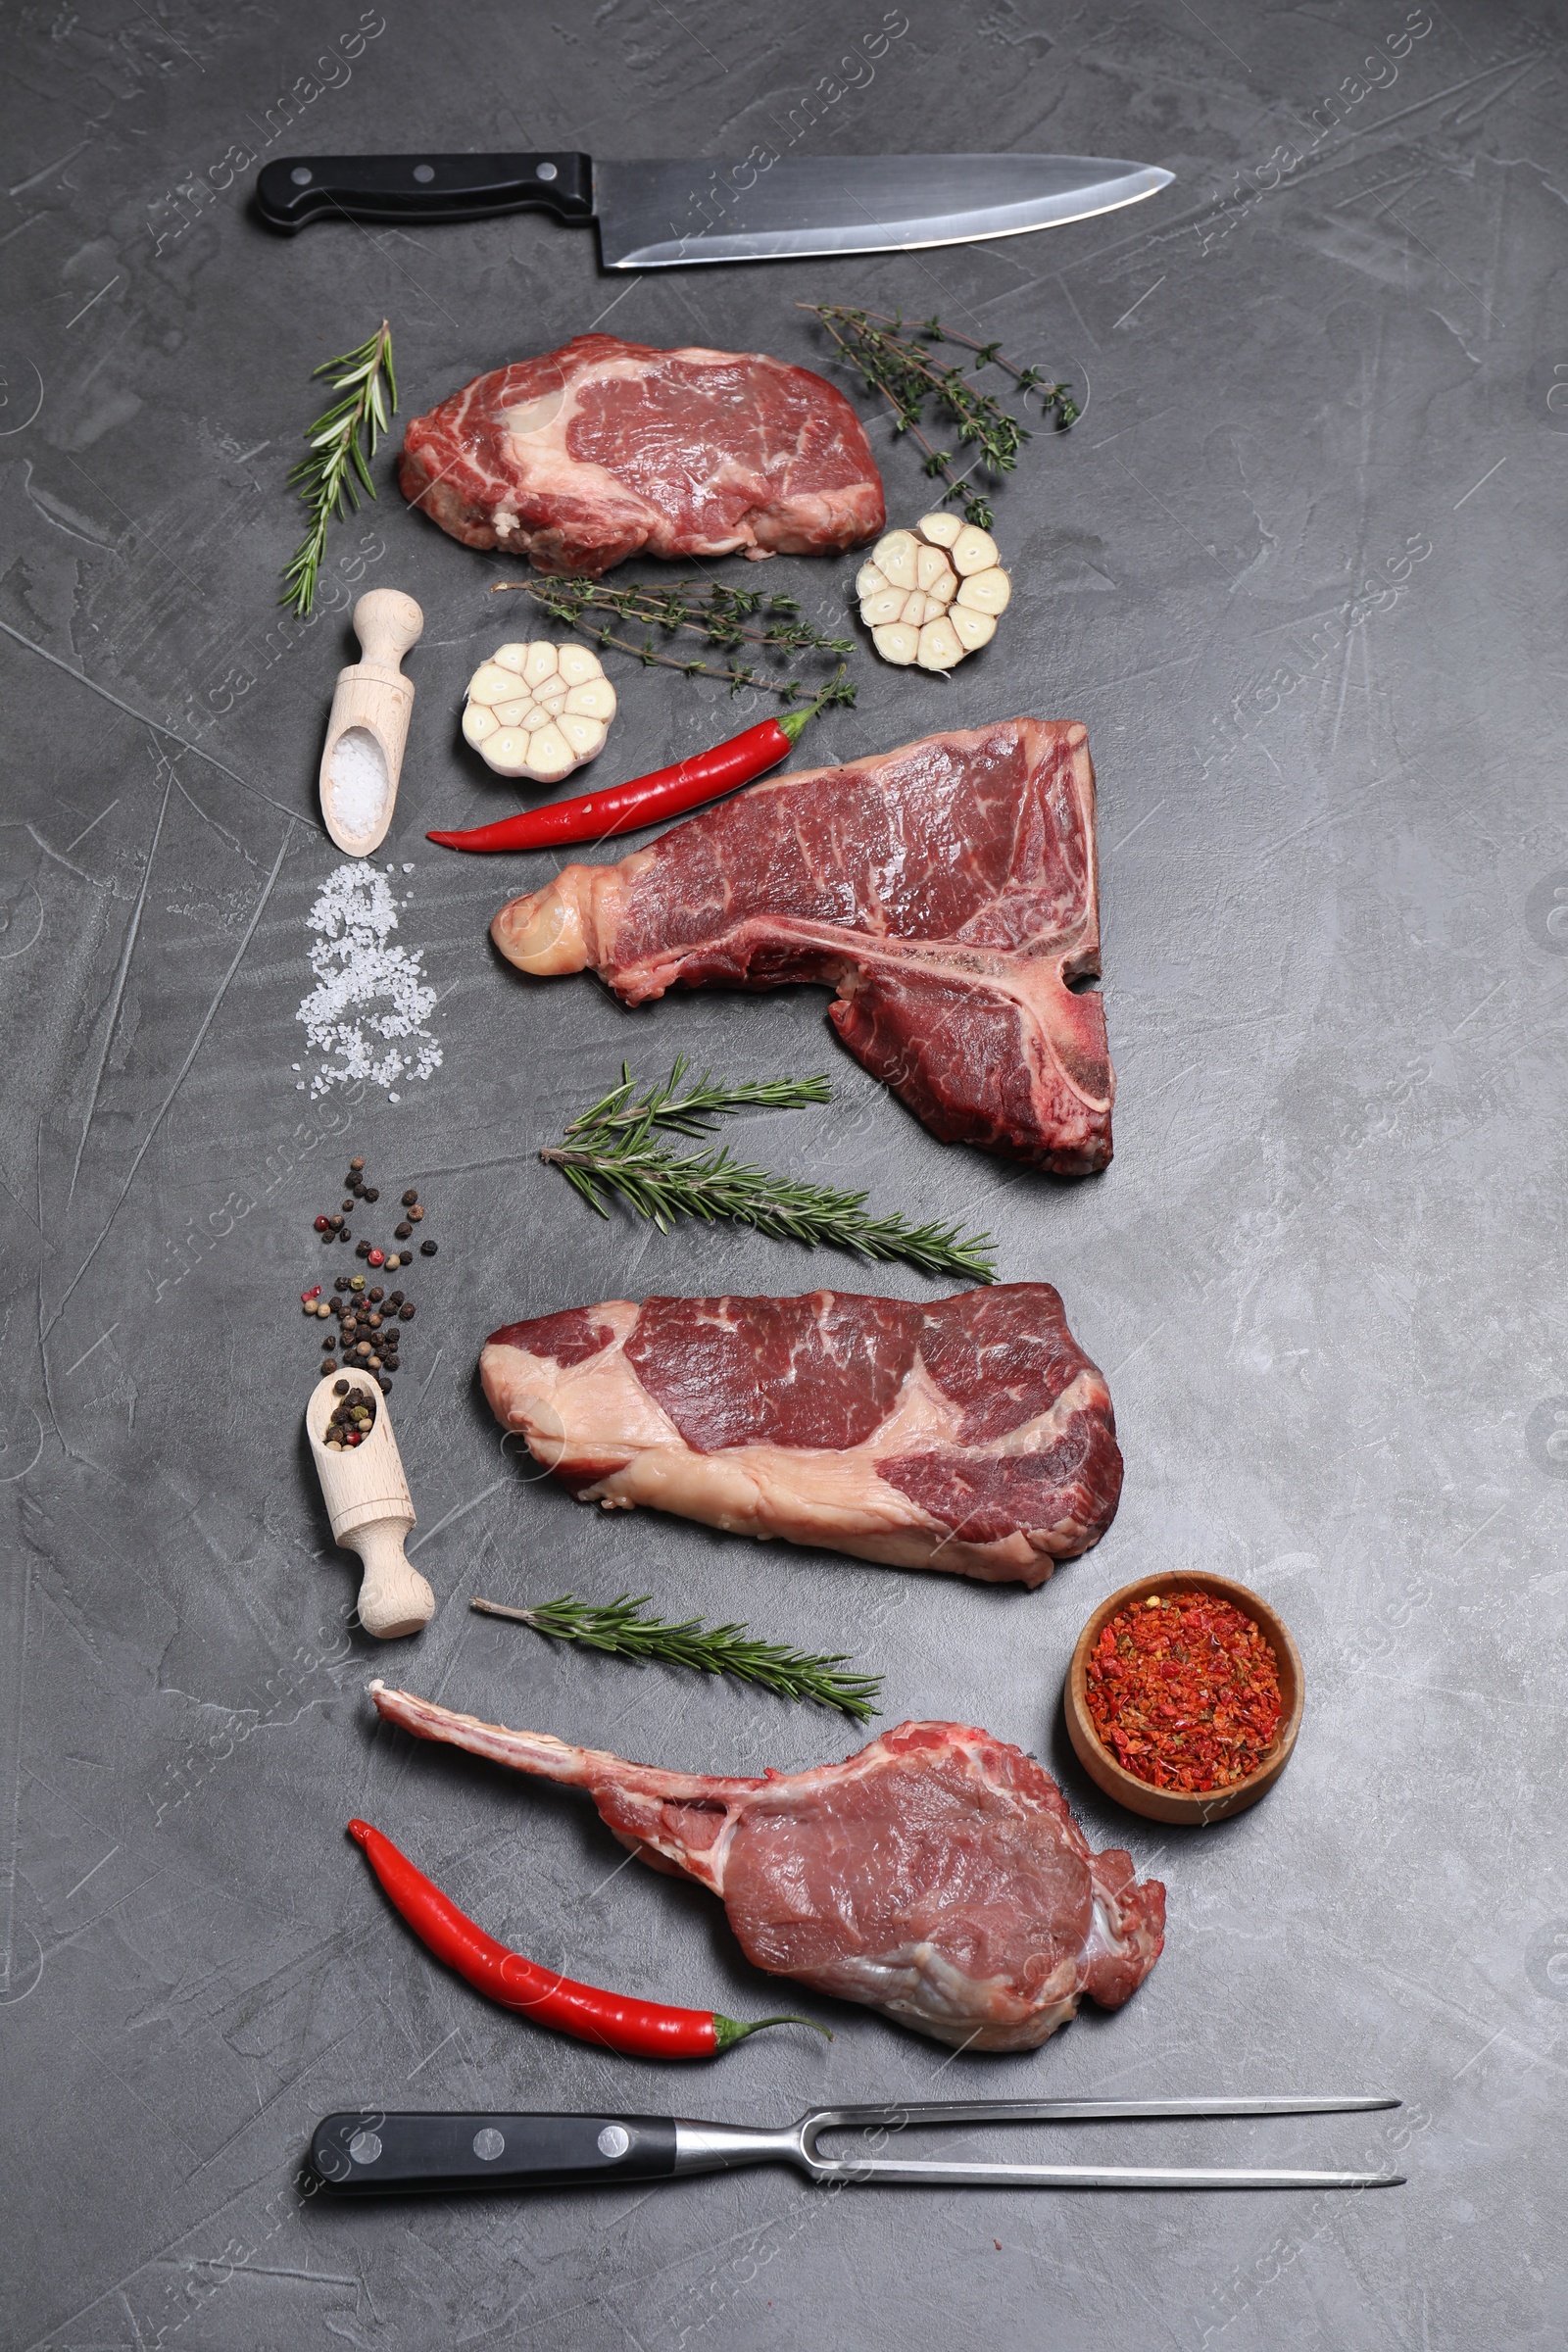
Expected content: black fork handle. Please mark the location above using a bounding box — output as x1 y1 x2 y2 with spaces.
256 152 594 231
312 2109 679 2192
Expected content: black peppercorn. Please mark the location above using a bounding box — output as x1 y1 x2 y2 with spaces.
401 1189 417 1206
356 1240 370 1258
320 1357 337 1374
394 1221 412 1240
334 1275 351 1293
333 1378 349 1396
338 1227 353 1243
387 1290 404 1306
365 1186 379 1201
420 1239 437 1255
399 1302 415 1320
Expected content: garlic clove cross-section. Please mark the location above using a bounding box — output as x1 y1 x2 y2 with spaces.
858 516 1011 672
464 641 617 780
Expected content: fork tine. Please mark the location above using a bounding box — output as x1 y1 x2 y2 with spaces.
814 2161 1405 2190
804 2094 1399 2133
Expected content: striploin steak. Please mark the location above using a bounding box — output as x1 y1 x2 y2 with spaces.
368 1686 1166 2052
399 333 885 574
493 717 1113 1173
480 1284 1123 1586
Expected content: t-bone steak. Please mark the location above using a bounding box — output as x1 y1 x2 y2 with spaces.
368 1686 1166 2052
493 717 1113 1173
480 1283 1123 1586
398 333 885 574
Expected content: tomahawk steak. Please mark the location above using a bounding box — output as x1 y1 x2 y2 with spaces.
481 1284 1122 1585
368 1687 1166 2052
399 333 885 573
493 718 1113 1173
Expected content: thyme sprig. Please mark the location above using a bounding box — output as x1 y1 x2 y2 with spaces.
496 575 858 703
542 1058 997 1284
801 303 1078 529
472 1593 883 1723
281 320 397 617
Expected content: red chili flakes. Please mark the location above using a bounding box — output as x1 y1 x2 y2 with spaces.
1085 1590 1283 1793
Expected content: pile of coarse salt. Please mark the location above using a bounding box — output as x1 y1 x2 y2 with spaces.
295 860 441 1103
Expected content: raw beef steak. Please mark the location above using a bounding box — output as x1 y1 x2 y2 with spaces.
399 333 885 573
368 1688 1166 2052
480 1284 1122 1585
493 718 1113 1173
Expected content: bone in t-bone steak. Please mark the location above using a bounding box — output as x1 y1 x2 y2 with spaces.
492 718 1113 1173
398 334 885 573
368 1686 1166 2052
480 1284 1122 1586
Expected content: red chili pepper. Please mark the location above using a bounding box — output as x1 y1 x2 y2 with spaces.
348 1819 827 2058
426 673 844 856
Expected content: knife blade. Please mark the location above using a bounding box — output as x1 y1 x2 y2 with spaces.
255 151 1173 268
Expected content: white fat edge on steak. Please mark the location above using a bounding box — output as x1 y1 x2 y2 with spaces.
823 1940 1086 2052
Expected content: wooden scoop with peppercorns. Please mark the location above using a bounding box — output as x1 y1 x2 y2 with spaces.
306 1371 433 1639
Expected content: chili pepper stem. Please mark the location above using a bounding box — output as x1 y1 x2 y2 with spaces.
776 662 850 742
712 2012 834 2051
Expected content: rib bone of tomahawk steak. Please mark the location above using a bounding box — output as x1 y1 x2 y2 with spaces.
369 1686 1166 2052
398 334 886 574
480 1284 1122 1587
493 718 1113 1174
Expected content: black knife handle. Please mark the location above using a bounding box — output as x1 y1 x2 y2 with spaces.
256 152 593 232
311 2110 678 2193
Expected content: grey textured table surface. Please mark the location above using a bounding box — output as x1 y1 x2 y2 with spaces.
4 3 1566 2345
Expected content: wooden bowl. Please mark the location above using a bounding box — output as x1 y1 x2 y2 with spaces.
1063 1570 1303 1826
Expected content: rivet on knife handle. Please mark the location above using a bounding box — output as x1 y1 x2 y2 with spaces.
256 152 594 232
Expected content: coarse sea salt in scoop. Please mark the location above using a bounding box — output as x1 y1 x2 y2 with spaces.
318 590 422 854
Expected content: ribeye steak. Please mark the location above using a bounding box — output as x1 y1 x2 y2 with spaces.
481 1284 1122 1585
369 1686 1166 2052
493 717 1113 1173
399 333 885 574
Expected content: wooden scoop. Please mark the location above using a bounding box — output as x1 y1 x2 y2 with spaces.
305 1372 434 1639
318 589 424 856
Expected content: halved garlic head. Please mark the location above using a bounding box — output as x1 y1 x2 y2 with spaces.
858 515 1010 671
463 641 616 780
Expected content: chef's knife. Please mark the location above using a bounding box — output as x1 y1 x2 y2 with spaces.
255 151 1173 268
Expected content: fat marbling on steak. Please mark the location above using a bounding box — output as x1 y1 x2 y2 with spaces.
368 1686 1166 2052
480 1284 1123 1586
398 333 885 574
493 717 1113 1173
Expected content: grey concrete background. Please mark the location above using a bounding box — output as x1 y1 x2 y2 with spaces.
3 2 1565 2344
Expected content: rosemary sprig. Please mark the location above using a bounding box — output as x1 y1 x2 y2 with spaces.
473 1593 883 1723
800 303 1077 529
542 1059 997 1284
562 1054 832 1144
281 320 397 617
495 575 857 703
